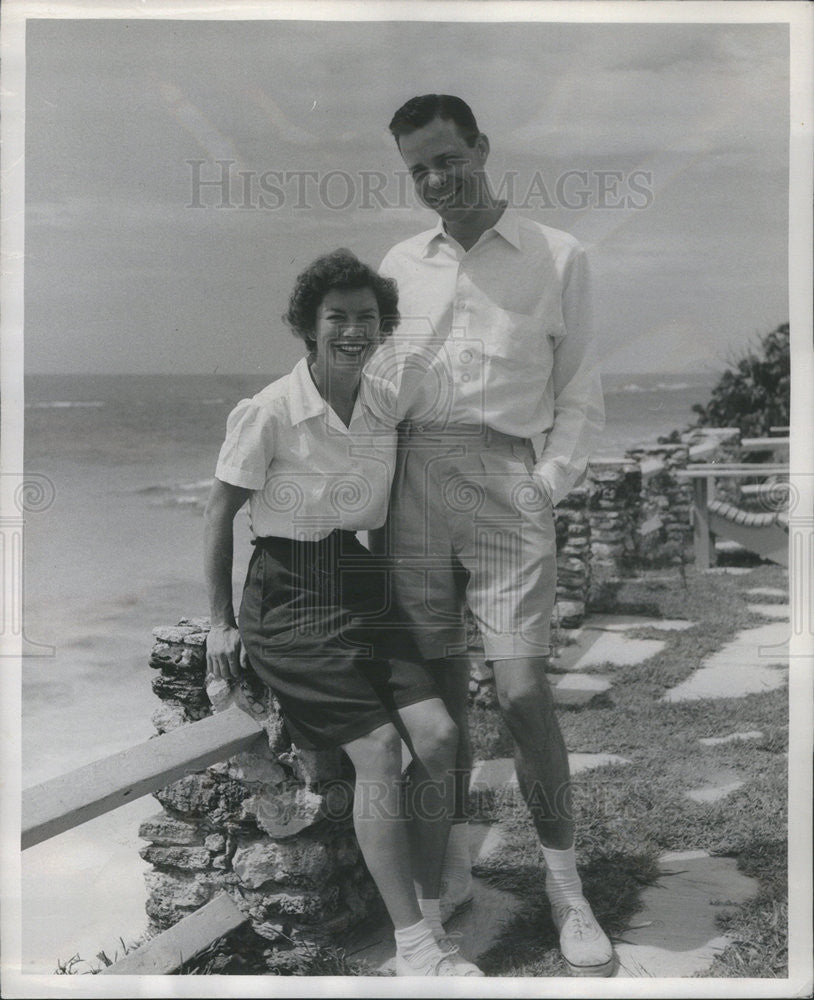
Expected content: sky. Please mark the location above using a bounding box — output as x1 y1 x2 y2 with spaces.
22 16 790 376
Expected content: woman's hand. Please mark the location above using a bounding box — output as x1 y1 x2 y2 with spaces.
203 478 252 682
206 623 248 681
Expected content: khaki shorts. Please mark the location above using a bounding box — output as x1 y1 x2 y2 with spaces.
371 424 557 661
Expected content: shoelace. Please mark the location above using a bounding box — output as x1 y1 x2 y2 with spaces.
437 930 463 955
430 953 461 976
559 904 597 940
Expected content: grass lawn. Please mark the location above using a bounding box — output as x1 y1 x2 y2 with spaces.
469 562 789 978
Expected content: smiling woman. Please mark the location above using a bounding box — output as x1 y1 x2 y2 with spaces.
201 247 482 976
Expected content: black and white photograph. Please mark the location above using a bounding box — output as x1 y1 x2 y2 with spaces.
1 1 812 995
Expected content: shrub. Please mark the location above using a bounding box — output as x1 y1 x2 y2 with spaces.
690 323 789 438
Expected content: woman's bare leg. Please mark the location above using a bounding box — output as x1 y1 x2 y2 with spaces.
341 722 422 930
395 698 458 902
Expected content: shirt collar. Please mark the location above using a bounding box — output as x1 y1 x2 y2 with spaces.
421 203 523 257
288 356 328 426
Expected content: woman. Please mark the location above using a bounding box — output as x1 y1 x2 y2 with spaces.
203 249 481 977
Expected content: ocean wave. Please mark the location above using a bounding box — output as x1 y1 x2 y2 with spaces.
614 381 704 394
26 400 106 409
177 478 215 491
138 478 213 496
137 478 213 511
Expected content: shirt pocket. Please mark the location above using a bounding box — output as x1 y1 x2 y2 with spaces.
486 309 553 384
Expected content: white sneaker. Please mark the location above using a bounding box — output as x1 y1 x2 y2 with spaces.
436 931 483 976
439 868 475 923
396 939 484 977
550 899 614 977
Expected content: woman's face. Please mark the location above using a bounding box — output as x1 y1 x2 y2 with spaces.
310 286 382 389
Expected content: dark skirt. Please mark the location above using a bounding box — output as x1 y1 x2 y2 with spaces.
238 530 438 749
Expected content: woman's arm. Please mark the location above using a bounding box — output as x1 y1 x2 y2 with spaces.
203 477 251 680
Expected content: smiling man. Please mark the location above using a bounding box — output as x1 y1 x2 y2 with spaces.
374 95 610 977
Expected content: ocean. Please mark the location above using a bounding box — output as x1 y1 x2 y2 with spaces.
19 369 715 971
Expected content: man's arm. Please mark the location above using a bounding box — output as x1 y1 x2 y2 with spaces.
204 478 251 679
533 245 605 507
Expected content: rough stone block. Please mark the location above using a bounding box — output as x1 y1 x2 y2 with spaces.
143 870 214 929
154 772 250 824
151 700 191 734
253 921 288 942
204 833 226 852
149 641 205 674
151 673 210 707
591 542 625 558
228 752 287 786
278 746 344 786
265 885 341 922
554 600 585 628
242 785 328 839
152 624 203 644
139 845 212 870
232 837 344 889
139 812 203 846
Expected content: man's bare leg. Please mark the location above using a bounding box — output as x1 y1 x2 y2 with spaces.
492 655 613 976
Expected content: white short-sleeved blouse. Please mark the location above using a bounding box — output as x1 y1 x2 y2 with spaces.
215 357 398 541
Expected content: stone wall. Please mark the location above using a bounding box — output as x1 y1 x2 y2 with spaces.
624 444 694 567
141 619 381 950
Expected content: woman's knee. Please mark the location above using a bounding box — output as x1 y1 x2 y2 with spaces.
409 709 458 778
342 723 403 777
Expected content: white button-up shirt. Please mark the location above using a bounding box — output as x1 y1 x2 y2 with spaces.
215 357 397 540
379 209 605 506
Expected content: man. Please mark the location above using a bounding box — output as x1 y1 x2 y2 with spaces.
374 94 611 977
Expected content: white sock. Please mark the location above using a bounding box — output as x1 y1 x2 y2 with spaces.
441 822 472 895
394 918 441 965
541 844 584 908
418 898 444 938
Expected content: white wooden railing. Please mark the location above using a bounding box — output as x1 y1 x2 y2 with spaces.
22 704 266 974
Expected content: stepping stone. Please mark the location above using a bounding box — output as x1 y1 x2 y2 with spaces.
552 617 691 674
570 752 631 774
662 621 788 701
685 779 744 803
470 753 630 794
548 672 613 705
699 730 763 746
470 757 517 792
568 633 666 670
614 850 759 977
586 615 696 632
704 567 754 575
746 587 787 599
469 822 508 864
746 603 789 620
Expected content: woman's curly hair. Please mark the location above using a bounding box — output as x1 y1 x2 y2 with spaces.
284 248 400 355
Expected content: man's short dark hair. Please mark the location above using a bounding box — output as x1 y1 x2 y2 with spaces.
284 248 400 354
388 94 480 148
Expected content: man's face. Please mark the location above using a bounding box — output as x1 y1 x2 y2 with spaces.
397 116 489 222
